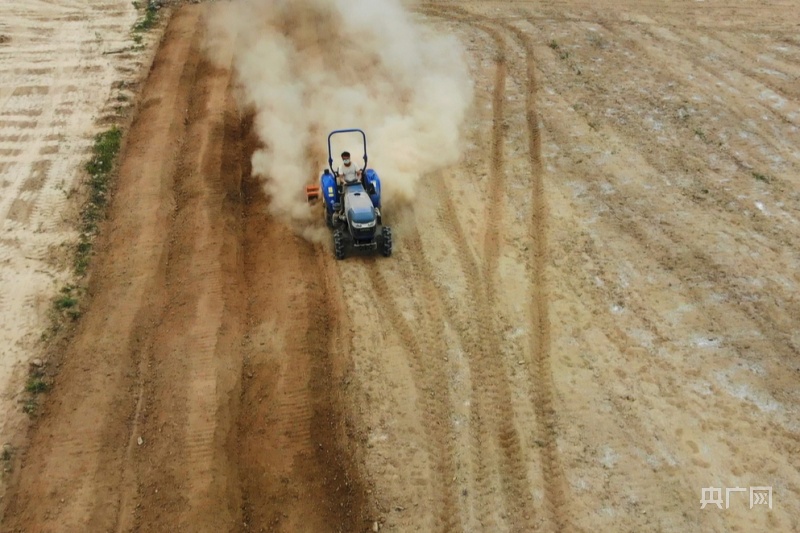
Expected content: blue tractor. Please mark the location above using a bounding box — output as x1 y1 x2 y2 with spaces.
306 129 392 260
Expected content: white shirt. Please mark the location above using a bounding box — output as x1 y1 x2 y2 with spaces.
338 163 361 183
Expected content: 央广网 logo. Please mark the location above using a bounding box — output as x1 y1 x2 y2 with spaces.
700 486 772 510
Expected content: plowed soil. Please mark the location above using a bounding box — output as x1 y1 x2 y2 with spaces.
2 1 800 532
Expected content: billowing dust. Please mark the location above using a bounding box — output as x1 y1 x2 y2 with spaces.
205 0 473 240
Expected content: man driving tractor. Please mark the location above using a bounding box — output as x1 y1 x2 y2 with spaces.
336 151 363 186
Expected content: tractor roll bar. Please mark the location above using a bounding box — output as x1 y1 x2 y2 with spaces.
328 128 367 175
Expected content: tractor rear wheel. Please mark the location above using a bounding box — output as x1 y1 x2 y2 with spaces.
380 226 392 257
333 229 346 260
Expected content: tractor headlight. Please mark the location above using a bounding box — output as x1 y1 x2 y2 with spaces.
352 220 376 229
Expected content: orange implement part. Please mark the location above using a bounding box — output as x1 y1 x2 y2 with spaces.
305 184 320 201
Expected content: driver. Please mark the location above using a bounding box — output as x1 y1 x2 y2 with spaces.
337 151 362 185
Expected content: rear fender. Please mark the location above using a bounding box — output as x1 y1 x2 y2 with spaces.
321 171 339 213
364 169 381 208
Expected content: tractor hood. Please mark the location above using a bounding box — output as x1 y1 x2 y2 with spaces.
344 184 376 225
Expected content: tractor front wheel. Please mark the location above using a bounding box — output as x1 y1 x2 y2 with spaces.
380 226 392 257
333 229 346 260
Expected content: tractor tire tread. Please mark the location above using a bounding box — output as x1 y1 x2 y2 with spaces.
380 226 392 257
333 229 346 260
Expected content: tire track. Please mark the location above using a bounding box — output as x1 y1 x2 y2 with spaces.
499 19 570 532
427 171 504 528
418 5 546 530
421 4 569 530
420 169 535 532
366 257 461 532
480 23 508 289
434 172 537 532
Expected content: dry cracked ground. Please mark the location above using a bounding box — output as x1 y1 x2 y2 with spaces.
1 0 799 532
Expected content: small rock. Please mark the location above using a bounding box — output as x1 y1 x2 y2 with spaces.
372 521 380 532
30 358 44 368
137 436 143 446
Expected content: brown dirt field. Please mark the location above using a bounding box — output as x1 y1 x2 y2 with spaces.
2 1 800 532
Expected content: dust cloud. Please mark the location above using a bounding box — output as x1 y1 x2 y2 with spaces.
205 0 472 238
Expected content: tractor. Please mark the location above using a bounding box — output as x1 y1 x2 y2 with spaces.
306 129 392 260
